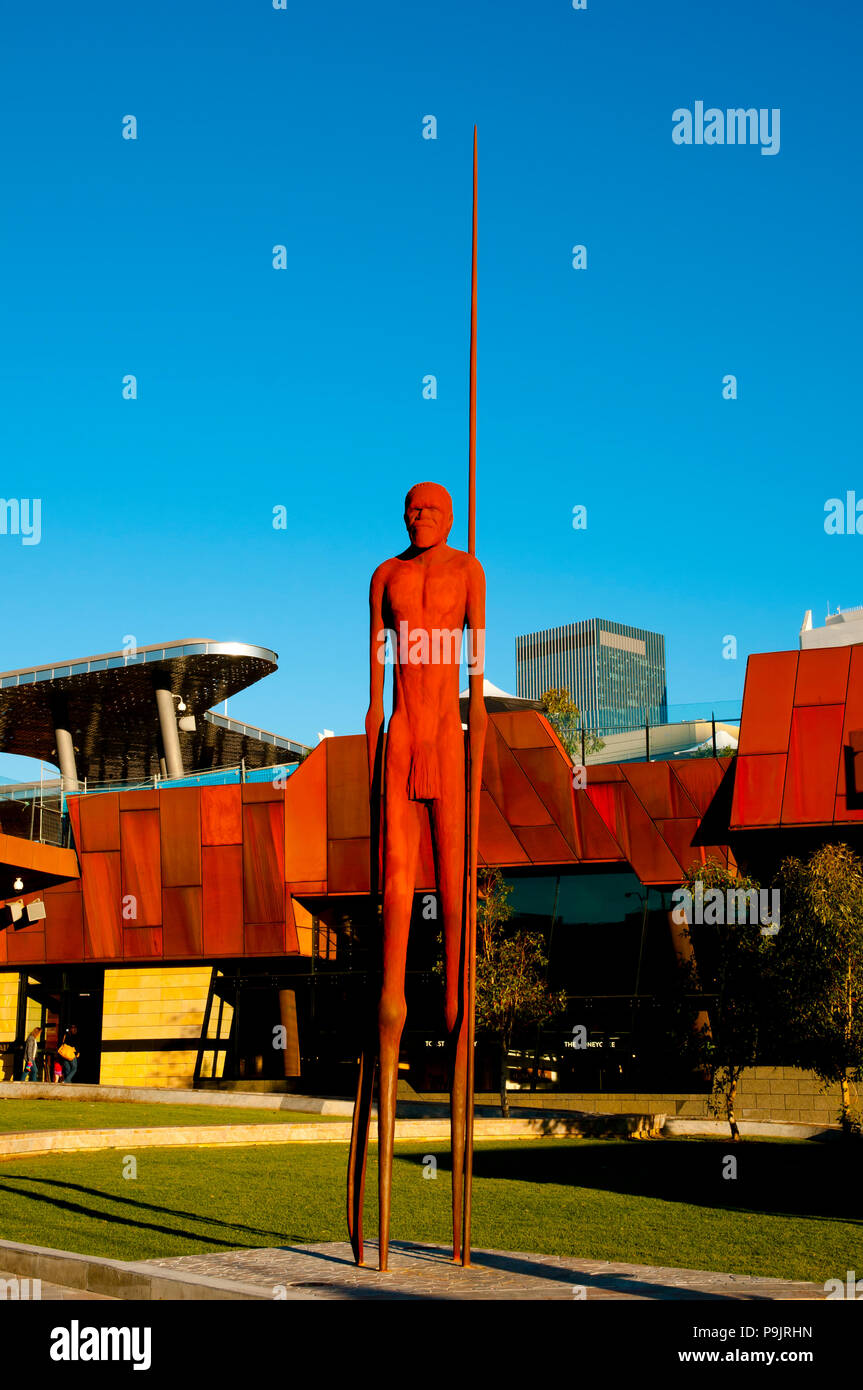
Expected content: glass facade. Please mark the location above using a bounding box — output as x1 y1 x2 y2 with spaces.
515 618 668 732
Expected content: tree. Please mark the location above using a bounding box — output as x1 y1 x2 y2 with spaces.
772 843 863 1135
540 687 604 758
471 868 567 1116
677 860 776 1141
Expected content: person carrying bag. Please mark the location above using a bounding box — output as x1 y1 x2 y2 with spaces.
58 1025 79 1084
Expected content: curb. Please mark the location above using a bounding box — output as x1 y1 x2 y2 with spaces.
0 1113 666 1158
0 1082 353 1115
662 1118 840 1140
0 1239 302 1301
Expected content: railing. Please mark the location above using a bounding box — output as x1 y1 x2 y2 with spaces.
0 760 302 847
79 761 301 796
578 701 742 765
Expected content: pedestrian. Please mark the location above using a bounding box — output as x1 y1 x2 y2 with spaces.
21 1027 41 1082
57 1024 79 1084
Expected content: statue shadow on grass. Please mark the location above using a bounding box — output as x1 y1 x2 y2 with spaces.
395 1141 863 1226
0 1173 297 1247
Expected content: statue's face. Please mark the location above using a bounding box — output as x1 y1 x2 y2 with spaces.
404 485 453 550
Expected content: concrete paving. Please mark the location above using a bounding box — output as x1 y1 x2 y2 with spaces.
141 1242 827 1301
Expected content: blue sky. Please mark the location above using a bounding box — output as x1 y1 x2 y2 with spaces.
1 0 860 776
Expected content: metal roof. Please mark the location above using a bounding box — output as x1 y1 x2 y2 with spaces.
0 639 310 783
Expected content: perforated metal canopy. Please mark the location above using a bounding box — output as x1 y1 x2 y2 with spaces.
0 639 310 783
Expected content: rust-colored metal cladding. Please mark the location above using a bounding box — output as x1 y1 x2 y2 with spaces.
124 926 162 959
736 651 798 755
243 801 285 923
781 704 846 825
119 789 159 811
481 720 556 828
80 793 120 853
202 844 244 955
44 888 84 963
838 646 863 800
82 851 122 958
284 890 300 954
572 792 626 862
490 708 554 750
245 920 284 956
241 781 282 804
120 810 162 927
163 885 203 957
623 762 698 821
795 646 851 707
327 736 371 840
669 760 724 816
201 784 243 845
730 753 787 828
614 784 685 885
512 745 580 854
512 821 574 865
328 837 371 895
478 790 531 866
654 817 702 878
0 833 79 901
7 923 45 964
160 789 201 887
284 745 328 886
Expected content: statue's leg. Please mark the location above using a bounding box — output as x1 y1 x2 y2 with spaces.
378 789 420 1272
347 1038 375 1265
431 750 467 1263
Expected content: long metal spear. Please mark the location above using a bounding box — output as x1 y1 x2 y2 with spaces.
462 124 479 1266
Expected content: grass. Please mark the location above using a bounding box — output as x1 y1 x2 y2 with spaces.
0 1137 858 1282
0 1099 342 1132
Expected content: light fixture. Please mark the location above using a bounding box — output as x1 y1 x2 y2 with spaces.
13 877 23 892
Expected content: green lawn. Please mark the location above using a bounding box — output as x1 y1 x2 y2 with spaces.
0 1137 858 1282
0 1099 342 1132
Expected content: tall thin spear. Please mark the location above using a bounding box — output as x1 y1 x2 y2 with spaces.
462 124 479 1266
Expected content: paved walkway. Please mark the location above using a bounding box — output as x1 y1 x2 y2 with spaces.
141 1242 826 1301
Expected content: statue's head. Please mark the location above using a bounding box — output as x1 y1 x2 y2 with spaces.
404 481 453 550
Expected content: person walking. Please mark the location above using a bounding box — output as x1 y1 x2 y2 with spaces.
20 1027 41 1082
57 1024 79 1084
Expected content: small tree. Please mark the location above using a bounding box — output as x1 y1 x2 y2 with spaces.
540 687 604 758
473 868 567 1116
678 860 775 1141
772 843 863 1135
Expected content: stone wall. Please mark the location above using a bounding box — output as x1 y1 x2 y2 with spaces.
399 1067 849 1125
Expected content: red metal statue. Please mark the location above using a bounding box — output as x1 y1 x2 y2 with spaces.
347 131 485 1272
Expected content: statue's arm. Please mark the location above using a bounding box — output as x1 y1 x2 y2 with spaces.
366 564 387 799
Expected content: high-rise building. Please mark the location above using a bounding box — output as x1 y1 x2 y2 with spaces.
515 619 668 732
800 606 863 649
